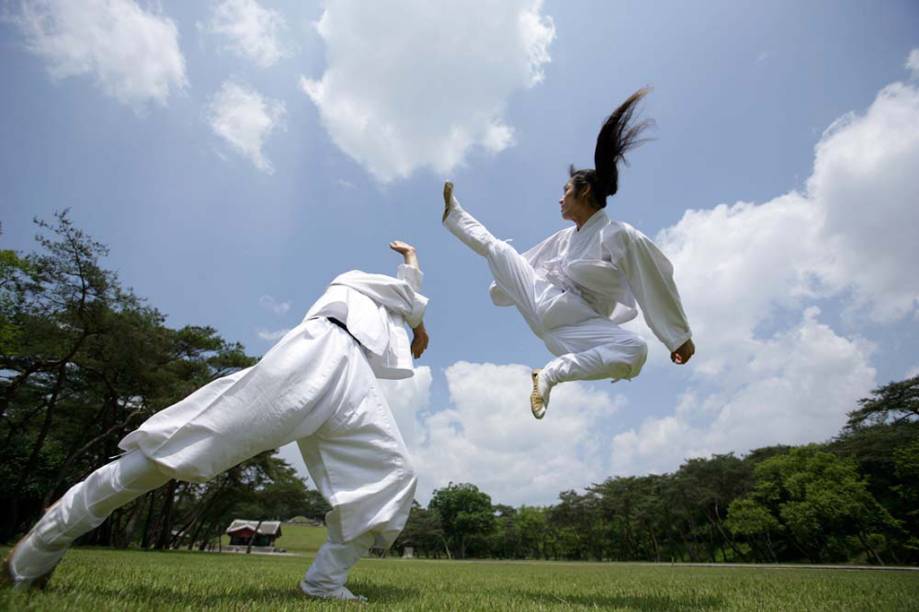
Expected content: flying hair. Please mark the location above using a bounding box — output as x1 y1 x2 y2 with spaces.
569 87 654 208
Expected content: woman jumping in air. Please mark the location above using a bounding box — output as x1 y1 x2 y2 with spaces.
442 88 695 419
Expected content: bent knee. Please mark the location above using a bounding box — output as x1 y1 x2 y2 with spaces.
625 337 649 379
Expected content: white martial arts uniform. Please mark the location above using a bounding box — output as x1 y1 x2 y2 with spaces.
444 198 690 390
9 265 427 599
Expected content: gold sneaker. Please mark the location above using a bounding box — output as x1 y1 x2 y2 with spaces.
531 369 547 419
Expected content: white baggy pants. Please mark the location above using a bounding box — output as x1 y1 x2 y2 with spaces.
444 203 648 389
10 320 416 595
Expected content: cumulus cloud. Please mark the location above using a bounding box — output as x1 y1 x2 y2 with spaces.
12 0 187 108
257 328 290 341
410 362 626 506
301 0 555 182
207 80 286 173
203 0 287 67
612 67 919 476
612 309 876 475
808 82 919 321
907 49 919 79
258 294 291 315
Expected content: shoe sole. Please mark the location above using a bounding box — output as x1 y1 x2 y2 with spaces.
530 369 546 420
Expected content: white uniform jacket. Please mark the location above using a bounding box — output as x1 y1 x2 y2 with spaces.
118 266 428 491
305 264 427 380
489 210 692 352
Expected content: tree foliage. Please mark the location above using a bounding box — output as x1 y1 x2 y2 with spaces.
0 213 322 549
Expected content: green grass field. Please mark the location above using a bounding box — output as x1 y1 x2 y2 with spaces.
2 546 918 611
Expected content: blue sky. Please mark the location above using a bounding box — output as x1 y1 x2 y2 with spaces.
2 0 918 506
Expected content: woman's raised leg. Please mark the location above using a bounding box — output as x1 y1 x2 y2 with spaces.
442 183 545 334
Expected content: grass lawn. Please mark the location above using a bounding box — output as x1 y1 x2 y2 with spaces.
2 547 918 611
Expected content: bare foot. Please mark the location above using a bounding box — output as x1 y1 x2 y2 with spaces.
442 181 454 223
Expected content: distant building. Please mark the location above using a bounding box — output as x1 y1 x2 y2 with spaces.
225 520 282 548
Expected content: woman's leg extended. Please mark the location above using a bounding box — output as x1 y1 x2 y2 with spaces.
8 451 170 585
443 198 544 333
541 320 649 388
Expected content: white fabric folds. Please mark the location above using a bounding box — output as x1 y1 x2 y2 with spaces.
119 268 426 543
488 207 692 352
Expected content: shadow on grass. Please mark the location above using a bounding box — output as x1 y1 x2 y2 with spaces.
515 588 724 611
55 578 419 607
348 581 419 603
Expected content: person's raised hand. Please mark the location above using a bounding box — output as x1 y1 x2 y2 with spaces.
389 240 416 257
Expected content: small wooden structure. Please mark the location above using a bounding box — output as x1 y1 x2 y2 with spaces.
225 520 282 548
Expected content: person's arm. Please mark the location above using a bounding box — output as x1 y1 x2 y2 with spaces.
605 227 694 364
389 241 429 359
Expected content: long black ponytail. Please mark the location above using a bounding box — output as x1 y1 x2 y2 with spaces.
570 87 653 209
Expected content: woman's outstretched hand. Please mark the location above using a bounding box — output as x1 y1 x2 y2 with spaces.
671 339 695 365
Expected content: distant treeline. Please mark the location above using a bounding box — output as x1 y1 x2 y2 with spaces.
395 387 918 565
1 212 330 550
392 367 918 565
2 214 917 565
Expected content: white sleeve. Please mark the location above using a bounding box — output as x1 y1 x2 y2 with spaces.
605 227 692 352
396 264 423 292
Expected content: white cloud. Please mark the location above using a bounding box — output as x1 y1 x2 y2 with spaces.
907 49 919 79
258 294 291 315
204 0 287 68
611 309 876 475
257 328 290 341
12 0 187 108
808 82 919 321
410 362 625 506
906 365 919 380
207 80 286 173
300 0 555 182
612 74 919 476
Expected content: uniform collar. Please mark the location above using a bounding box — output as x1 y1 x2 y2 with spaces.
575 209 608 234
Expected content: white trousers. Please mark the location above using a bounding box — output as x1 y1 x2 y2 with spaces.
9 452 378 591
10 322 416 595
445 203 647 389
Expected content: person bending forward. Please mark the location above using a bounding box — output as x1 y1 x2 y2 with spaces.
442 88 694 419
3 241 430 603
